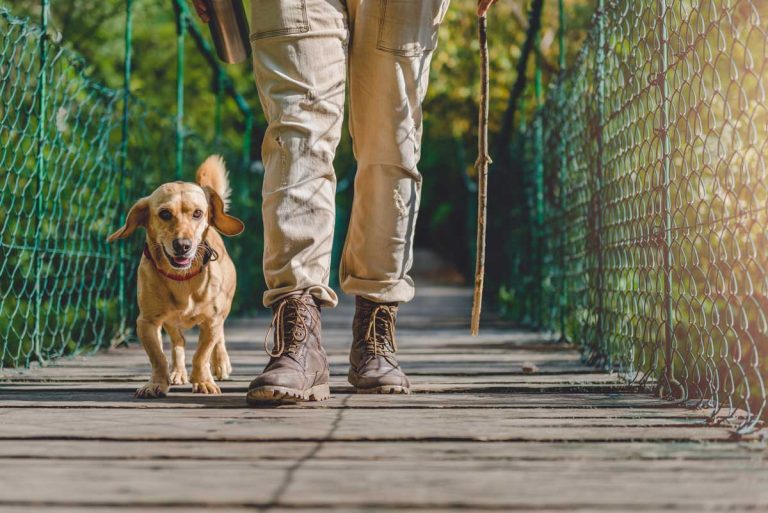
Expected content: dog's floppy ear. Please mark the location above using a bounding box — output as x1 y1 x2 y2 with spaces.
205 187 244 236
107 197 150 242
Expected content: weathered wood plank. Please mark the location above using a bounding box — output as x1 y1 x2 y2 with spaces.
0 372 623 385
0 407 740 442
0 440 762 462
0 388 680 409
0 389 718 420
0 458 765 509
1 350 593 382
0 509 737 513
0 382 639 396
23 349 582 366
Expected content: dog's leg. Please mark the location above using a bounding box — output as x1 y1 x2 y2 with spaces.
190 321 223 394
165 323 189 385
210 339 232 381
135 318 170 398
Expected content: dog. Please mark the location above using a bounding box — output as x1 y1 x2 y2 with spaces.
108 155 244 398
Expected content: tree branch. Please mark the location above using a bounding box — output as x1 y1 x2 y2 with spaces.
494 0 545 163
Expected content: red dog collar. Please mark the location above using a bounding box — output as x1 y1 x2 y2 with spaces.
142 244 209 282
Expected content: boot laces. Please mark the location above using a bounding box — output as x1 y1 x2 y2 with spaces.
264 296 310 357
364 305 398 356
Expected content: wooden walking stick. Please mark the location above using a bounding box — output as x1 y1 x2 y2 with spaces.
471 15 491 336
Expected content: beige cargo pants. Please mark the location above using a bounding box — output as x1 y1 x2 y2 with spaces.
251 0 450 307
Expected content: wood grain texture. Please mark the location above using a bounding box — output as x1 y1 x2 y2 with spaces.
0 286 764 510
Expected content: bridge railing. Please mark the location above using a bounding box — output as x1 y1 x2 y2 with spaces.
499 0 767 433
0 1 259 368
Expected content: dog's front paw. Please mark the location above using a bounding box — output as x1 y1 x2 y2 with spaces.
192 380 221 394
169 368 189 385
135 380 170 398
210 351 232 381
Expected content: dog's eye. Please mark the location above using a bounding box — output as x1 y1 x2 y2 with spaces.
159 210 172 221
193 209 203 219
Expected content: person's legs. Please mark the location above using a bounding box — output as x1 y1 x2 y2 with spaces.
247 0 347 403
340 0 449 302
342 0 449 392
252 0 348 309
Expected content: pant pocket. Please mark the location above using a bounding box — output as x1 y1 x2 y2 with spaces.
376 0 447 57
250 0 310 40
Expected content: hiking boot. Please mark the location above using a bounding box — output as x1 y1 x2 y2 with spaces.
348 296 411 394
246 293 330 404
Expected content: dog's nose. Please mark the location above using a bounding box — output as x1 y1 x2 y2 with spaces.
172 238 193 255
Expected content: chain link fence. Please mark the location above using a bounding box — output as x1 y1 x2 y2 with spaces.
0 1 259 368
3 0 766 434
500 0 767 433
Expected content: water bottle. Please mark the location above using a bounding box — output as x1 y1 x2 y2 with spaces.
206 0 251 64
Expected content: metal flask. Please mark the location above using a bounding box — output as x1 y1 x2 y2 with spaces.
207 0 251 64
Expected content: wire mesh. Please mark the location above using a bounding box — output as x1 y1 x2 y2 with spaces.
0 3 256 368
505 0 768 433
0 6 123 367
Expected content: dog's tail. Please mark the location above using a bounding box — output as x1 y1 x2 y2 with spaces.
196 155 232 211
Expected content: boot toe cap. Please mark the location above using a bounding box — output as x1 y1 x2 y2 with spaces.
248 369 304 391
350 362 411 390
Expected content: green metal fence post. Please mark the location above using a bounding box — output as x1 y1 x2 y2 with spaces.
593 0 606 364
657 0 681 400
533 32 544 329
32 0 50 363
117 0 133 338
558 0 565 70
556 0 568 342
174 1 186 180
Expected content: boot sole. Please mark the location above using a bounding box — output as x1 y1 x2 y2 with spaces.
245 383 330 405
354 385 411 394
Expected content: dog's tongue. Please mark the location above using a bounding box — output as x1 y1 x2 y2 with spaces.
173 256 191 267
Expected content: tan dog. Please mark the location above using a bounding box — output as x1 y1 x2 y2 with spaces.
108 156 244 398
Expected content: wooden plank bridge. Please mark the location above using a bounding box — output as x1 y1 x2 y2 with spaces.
0 285 766 511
